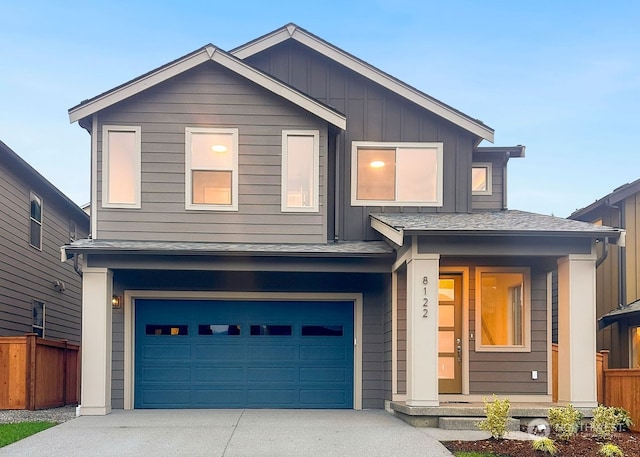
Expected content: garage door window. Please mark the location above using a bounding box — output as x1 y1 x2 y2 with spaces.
250 325 292 336
198 324 241 336
301 325 343 336
145 324 188 336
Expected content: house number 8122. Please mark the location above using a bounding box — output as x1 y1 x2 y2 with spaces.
422 276 429 318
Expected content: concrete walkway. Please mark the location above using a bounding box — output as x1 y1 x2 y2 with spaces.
0 409 456 457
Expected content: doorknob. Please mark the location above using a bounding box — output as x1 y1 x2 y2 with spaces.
456 338 462 362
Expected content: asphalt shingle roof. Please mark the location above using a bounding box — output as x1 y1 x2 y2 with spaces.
371 210 621 236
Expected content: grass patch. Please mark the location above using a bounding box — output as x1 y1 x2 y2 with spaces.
0 421 57 447
453 452 503 457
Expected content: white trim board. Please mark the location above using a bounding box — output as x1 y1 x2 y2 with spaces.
123 290 363 410
69 46 346 130
232 24 494 142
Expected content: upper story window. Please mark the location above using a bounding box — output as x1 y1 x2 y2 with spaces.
102 126 141 208
472 162 492 195
185 127 238 211
33 300 45 337
281 130 319 212
29 191 42 250
475 267 531 352
351 142 443 206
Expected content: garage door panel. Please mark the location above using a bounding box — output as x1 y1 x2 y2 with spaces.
193 344 245 360
247 367 297 382
300 367 346 382
135 299 353 409
143 345 191 360
247 344 296 361
193 367 244 382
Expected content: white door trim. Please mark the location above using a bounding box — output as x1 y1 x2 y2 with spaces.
123 290 363 410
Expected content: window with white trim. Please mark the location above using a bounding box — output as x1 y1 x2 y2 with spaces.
472 162 492 195
475 267 531 352
185 127 238 211
351 141 443 206
281 130 319 212
32 300 45 337
29 191 42 250
102 125 141 208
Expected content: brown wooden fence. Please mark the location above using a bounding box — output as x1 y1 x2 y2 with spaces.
552 345 639 431
0 334 80 410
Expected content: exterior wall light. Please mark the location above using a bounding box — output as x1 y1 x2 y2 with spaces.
112 295 122 309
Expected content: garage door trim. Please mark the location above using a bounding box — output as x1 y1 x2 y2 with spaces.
122 291 363 410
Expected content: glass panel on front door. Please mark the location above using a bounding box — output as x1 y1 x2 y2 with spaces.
438 275 462 394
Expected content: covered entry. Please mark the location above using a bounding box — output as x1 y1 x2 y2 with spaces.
134 299 354 408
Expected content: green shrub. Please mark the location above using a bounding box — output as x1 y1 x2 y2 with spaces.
599 443 624 457
591 405 619 440
547 404 582 441
476 394 511 439
531 437 558 455
611 407 634 430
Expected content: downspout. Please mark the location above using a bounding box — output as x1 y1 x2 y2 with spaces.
502 152 509 210
595 237 609 268
619 206 626 307
334 131 340 242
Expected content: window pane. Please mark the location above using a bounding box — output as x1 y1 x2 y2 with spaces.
30 219 41 248
356 149 395 200
107 131 137 204
438 330 455 353
472 167 488 192
438 279 455 301
191 132 234 169
145 325 188 336
192 170 232 204
438 304 455 327
480 272 524 346
286 135 314 208
199 324 240 336
301 325 343 336
396 148 437 202
438 356 455 379
33 301 44 327
30 194 42 222
632 327 640 368
250 325 292 336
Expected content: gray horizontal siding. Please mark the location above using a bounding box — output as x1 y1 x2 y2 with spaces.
245 41 479 242
96 62 328 243
0 161 87 343
472 154 505 211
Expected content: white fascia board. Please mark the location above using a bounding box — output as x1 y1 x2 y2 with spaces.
370 217 404 246
232 27 494 142
212 51 346 129
69 49 212 123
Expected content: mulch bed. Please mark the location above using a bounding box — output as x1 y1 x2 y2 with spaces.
443 430 640 456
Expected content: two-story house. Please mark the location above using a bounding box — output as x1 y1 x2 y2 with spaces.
570 179 640 369
63 24 622 419
1 140 89 343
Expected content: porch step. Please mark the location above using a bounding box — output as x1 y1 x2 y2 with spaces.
438 416 521 431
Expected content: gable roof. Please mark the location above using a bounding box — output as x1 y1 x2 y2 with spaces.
370 210 623 246
231 23 494 142
68 45 346 129
570 178 640 220
0 140 89 222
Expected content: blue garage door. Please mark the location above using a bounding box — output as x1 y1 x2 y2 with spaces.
135 299 354 409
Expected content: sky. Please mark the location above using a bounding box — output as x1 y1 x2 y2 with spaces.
1 1 638 217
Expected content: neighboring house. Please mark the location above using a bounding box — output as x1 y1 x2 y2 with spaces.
63 23 623 417
0 140 89 343
570 179 640 369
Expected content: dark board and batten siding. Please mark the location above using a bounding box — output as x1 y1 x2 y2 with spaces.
96 62 329 244
110 270 387 409
244 41 478 242
0 161 87 343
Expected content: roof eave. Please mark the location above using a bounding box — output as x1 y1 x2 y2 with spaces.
231 24 494 142
69 45 346 130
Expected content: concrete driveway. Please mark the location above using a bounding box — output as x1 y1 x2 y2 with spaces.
0 409 454 456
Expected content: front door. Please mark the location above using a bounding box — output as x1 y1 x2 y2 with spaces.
438 275 463 394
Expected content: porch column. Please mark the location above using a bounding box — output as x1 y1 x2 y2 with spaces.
406 254 440 406
557 253 598 407
77 267 113 416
